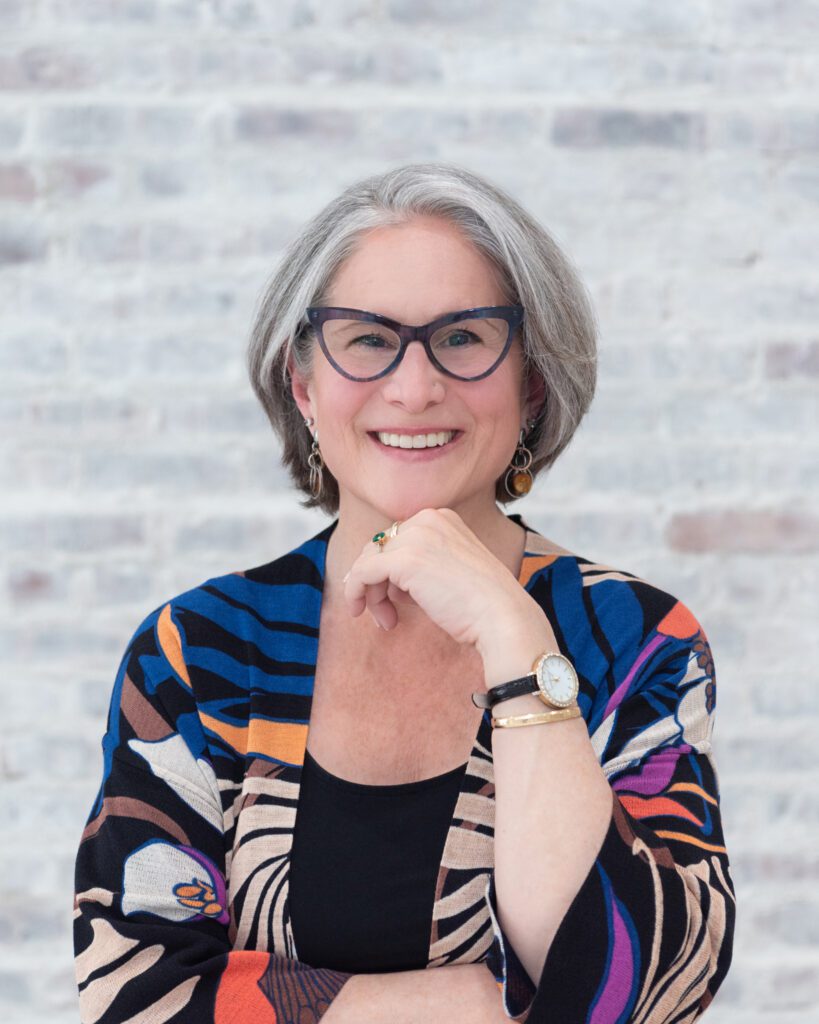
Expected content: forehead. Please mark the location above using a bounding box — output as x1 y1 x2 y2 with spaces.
326 215 509 323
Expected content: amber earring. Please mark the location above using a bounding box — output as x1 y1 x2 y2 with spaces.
504 420 536 498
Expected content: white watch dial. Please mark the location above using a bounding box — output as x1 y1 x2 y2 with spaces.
537 654 578 707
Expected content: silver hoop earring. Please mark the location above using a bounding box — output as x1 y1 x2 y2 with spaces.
305 417 324 499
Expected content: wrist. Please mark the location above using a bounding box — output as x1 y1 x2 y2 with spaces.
479 613 557 690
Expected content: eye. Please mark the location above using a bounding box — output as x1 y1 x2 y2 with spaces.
439 330 481 348
349 333 397 349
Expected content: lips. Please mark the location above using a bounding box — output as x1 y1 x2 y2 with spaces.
369 430 461 447
367 430 463 455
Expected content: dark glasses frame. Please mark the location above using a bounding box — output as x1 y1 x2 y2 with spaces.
304 305 525 382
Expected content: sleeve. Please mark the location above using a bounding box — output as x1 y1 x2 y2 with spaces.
483 604 736 1023
73 606 353 1024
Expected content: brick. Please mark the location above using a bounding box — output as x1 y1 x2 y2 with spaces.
45 0 202 27
0 331 67 375
385 0 540 29
208 0 318 29
0 222 47 263
553 108 705 149
0 622 125 663
667 509 819 554
0 164 36 201
241 448 312 496
75 330 238 378
133 106 201 146
49 514 145 552
79 450 245 492
720 725 817 771
448 44 722 97
43 159 113 199
0 111 24 151
546 0 711 40
730 847 819 883
73 222 141 262
720 778 819 832
137 159 199 197
280 38 442 88
6 569 64 603
25 396 147 434
173 515 278 553
0 0 31 26
712 0 819 44
157 396 267 433
764 339 819 378
0 47 96 91
231 106 360 145
0 969 29 1004
744 892 819 947
714 51 793 94
708 110 819 153
143 221 204 262
36 105 127 149
673 274 819 329
0 446 78 489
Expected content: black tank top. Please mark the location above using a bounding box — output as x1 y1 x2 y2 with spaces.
289 748 468 973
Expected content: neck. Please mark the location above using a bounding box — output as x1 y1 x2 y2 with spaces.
324 494 527 603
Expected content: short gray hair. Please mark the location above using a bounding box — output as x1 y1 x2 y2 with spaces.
247 162 598 514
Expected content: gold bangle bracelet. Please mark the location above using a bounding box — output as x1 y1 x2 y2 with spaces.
491 705 581 729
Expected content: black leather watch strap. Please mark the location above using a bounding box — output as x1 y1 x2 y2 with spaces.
471 673 538 709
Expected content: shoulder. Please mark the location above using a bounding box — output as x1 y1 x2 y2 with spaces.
522 529 710 656
124 520 336 674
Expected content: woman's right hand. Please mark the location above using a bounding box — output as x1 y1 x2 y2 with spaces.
322 962 509 1024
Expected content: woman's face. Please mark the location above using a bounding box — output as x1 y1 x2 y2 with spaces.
291 214 538 525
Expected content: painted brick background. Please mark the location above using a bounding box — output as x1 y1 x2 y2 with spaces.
2 2 818 1021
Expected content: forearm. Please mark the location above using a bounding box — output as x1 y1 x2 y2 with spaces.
482 613 614 988
322 964 507 1024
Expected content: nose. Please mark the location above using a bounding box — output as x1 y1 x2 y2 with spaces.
380 339 447 410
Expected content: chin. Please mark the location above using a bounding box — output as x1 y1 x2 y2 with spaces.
371 491 454 522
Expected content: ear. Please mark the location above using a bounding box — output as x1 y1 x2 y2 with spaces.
522 370 547 428
288 353 314 424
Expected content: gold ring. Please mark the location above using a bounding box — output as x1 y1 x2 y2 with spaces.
372 521 401 552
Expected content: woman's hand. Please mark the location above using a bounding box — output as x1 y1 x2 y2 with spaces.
341 507 555 675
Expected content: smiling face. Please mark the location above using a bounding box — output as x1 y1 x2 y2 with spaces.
290 214 539 529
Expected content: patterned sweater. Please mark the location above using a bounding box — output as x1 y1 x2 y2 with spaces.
73 514 735 1023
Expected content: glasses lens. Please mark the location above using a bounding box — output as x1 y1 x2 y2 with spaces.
320 319 402 379
429 316 510 377
319 315 511 379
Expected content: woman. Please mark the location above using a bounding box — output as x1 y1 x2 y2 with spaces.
74 164 735 1023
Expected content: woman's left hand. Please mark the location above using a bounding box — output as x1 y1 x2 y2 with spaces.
341 507 556 672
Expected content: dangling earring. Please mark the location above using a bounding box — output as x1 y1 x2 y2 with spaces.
504 419 536 498
305 416 324 498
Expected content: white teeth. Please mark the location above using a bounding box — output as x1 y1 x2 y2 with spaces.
376 431 455 449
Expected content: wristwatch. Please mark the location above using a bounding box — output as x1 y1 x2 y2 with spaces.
471 651 580 710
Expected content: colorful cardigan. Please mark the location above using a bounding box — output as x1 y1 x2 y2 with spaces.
73 514 735 1023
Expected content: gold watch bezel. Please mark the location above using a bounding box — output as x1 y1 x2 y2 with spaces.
533 652 579 709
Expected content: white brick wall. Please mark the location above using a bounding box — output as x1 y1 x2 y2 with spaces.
2 2 818 1020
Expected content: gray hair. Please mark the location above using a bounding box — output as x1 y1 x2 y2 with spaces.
246 162 598 514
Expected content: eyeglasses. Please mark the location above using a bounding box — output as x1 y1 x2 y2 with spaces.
305 305 525 382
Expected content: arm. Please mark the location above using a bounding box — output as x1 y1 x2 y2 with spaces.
324 965 508 1024
481 598 736 1022
74 606 353 1024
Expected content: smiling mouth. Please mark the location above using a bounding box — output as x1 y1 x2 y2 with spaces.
371 430 460 450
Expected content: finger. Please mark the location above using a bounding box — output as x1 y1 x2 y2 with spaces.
364 578 397 630
387 581 414 606
344 552 393 619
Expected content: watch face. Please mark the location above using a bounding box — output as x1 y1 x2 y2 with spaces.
536 654 579 708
